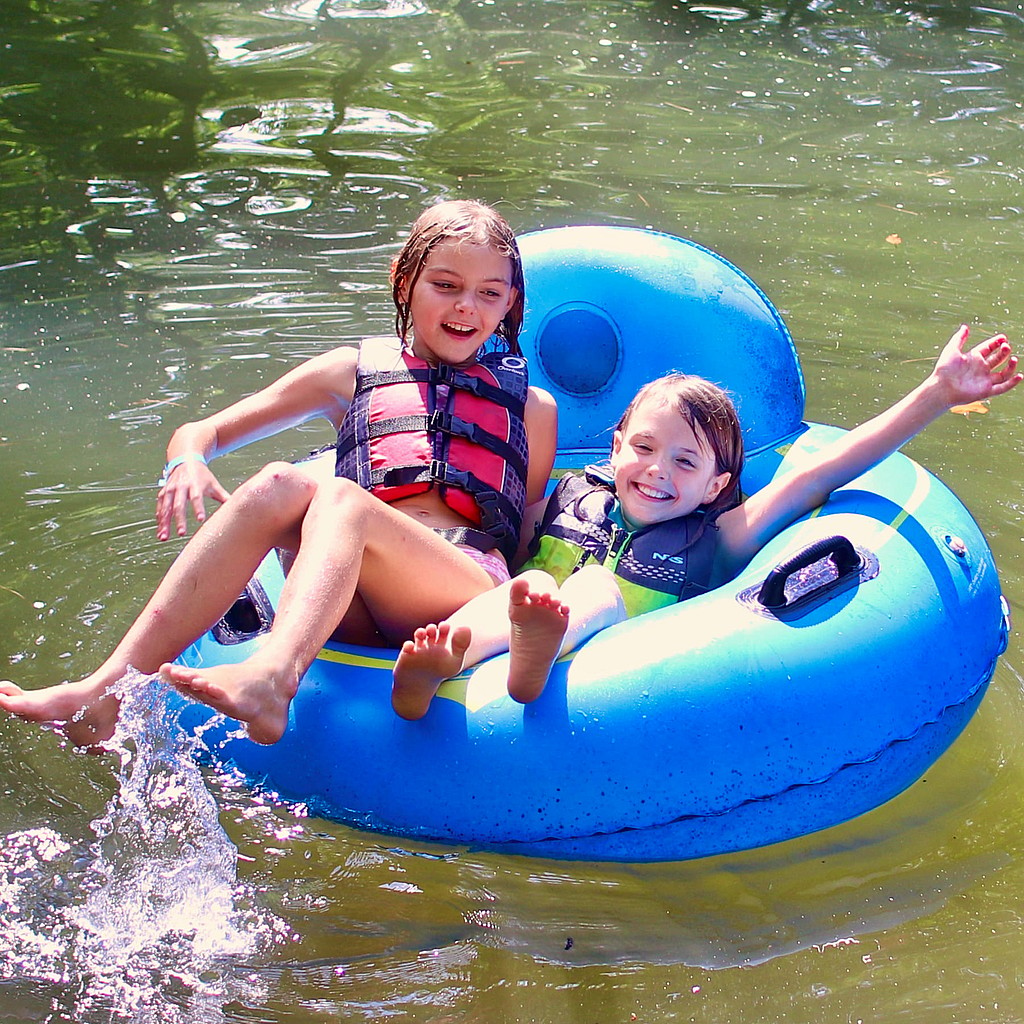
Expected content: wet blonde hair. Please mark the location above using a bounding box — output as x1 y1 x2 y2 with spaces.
391 199 525 353
615 373 745 518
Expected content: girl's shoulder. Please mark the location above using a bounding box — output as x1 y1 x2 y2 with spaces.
524 382 558 440
546 469 615 514
298 345 359 387
269 345 360 422
525 383 558 418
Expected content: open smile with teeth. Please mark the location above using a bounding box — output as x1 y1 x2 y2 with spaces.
443 321 476 336
634 482 673 501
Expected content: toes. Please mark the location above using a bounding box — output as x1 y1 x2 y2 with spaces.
450 626 472 655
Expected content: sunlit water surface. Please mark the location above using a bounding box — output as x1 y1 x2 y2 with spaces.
2 1 1024 1021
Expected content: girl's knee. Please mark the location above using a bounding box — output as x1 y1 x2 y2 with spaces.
517 568 558 593
243 461 306 490
307 476 375 521
311 475 364 505
573 564 616 587
567 564 622 602
236 462 317 517
562 565 626 625
259 461 313 488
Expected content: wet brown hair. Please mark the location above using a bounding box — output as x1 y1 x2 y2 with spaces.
615 372 745 517
391 199 525 354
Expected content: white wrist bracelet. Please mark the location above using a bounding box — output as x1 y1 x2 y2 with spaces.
159 452 208 487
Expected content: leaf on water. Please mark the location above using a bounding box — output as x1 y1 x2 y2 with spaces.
379 881 423 894
949 401 989 416
886 233 902 246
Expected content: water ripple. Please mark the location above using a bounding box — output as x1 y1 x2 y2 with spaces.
274 0 429 21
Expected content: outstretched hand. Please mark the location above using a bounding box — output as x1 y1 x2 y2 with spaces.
156 462 232 540
933 324 1021 407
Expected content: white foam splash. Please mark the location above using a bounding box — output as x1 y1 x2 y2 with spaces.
0 669 288 1022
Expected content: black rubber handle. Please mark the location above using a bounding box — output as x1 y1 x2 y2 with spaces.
757 535 861 610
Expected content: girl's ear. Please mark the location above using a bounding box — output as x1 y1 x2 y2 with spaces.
704 471 732 505
610 430 623 461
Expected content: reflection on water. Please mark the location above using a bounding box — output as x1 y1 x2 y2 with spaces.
3 0 1024 1021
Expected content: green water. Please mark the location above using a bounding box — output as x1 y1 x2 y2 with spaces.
2 1 1024 1020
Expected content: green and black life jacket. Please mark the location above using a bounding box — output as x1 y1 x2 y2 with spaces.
521 468 720 618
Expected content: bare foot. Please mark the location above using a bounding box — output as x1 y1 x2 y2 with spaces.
159 660 298 745
392 622 472 721
0 677 122 749
507 577 569 704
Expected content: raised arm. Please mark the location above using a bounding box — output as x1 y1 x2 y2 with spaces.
156 345 358 539
715 326 1020 575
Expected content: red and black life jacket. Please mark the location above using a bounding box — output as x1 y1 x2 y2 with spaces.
335 337 531 563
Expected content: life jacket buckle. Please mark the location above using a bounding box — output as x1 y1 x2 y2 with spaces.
433 460 471 490
428 409 451 433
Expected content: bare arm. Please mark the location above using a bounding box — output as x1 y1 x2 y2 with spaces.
156 346 358 539
511 496 552 570
523 385 558 505
714 326 1020 576
505 386 558 569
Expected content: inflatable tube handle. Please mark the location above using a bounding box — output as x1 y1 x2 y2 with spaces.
757 535 862 610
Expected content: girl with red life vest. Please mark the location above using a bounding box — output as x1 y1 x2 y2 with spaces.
0 200 558 747
393 325 1020 716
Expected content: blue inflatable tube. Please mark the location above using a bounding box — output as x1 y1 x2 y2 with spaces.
173 226 1010 862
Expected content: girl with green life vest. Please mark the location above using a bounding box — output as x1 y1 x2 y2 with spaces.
391 324 1020 719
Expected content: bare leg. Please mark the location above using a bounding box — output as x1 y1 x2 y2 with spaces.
0 463 317 747
552 564 627 651
162 478 499 743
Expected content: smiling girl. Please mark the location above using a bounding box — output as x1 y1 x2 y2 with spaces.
392 324 1020 717
1 200 557 747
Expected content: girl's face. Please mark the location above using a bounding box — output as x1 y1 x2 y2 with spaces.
611 397 731 530
400 239 518 366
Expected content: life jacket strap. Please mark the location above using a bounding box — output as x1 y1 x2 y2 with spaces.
364 461 519 560
335 410 528 483
353 365 524 414
434 526 503 554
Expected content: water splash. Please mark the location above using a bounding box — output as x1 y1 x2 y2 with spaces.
0 670 286 1023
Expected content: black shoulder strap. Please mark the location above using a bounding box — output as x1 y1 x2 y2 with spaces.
352 363 524 414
